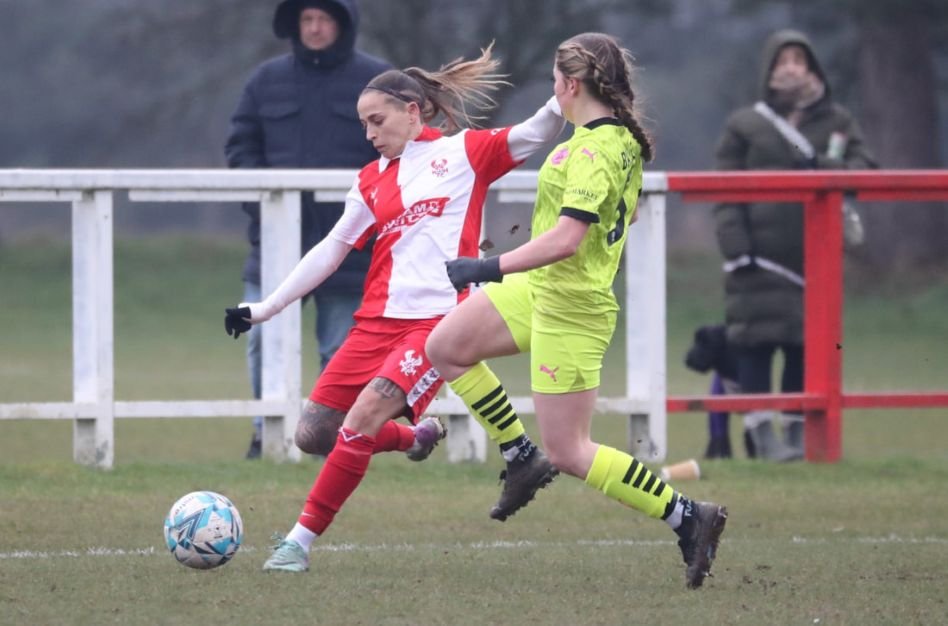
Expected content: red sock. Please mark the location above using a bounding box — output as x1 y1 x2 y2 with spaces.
298 427 375 535
372 420 415 453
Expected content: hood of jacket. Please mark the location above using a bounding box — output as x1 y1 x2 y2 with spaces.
273 0 359 69
757 29 829 100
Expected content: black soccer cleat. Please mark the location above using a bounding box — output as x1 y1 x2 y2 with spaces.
489 448 559 521
676 500 728 589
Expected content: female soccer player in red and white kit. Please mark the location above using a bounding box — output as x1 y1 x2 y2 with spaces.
223 44 565 572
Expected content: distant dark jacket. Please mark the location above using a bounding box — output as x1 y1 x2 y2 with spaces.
712 29 876 348
225 0 391 293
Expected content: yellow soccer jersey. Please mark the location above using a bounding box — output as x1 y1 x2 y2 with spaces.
528 119 643 313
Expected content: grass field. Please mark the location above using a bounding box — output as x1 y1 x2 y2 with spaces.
1 236 947 625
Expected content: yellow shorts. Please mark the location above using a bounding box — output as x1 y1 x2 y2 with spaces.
483 273 616 394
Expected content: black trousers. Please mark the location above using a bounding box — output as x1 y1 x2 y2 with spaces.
736 343 804 396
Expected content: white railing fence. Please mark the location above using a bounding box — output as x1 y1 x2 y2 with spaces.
0 169 667 468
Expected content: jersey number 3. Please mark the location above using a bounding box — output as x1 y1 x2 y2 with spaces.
607 152 635 246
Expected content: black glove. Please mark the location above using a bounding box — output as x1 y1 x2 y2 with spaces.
224 306 253 339
445 256 503 292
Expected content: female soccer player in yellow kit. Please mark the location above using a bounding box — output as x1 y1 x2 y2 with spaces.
426 32 727 589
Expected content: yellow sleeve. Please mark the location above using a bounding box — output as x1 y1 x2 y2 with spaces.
561 142 611 221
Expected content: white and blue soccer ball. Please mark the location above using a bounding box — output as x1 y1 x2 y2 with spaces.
163 490 243 570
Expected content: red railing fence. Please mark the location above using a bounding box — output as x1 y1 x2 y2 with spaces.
664 170 948 462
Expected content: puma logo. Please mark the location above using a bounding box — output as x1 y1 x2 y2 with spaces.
581 148 597 161
539 364 559 382
551 147 569 165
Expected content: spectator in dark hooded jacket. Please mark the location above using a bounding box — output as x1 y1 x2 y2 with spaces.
712 29 876 461
225 0 392 459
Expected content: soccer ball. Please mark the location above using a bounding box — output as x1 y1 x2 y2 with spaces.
163 491 243 570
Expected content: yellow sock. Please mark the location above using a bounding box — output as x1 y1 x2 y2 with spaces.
448 362 525 445
585 445 676 519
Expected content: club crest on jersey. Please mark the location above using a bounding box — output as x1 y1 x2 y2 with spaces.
379 197 449 238
430 158 448 177
399 349 424 376
551 147 569 166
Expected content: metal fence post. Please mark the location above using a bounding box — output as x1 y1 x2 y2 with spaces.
803 191 844 462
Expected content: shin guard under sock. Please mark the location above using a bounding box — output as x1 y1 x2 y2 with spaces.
448 362 525 445
298 427 375 535
585 445 676 519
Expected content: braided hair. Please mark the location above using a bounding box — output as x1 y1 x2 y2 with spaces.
363 43 510 133
555 33 654 162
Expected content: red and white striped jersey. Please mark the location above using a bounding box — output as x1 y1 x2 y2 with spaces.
331 125 519 320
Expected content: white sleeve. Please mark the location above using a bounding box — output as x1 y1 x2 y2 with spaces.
506 96 565 161
245 180 375 322
245 236 353 322
331 181 379 245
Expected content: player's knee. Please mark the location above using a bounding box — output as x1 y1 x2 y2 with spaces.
424 333 449 369
294 426 336 455
294 402 344 455
426 332 471 380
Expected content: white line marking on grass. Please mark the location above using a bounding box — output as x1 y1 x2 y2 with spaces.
1 534 945 560
792 534 948 545
0 547 162 559
311 538 676 553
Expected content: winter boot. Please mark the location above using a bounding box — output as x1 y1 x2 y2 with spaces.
747 418 801 462
742 429 757 459
781 416 805 461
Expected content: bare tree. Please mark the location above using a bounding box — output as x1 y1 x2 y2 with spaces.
855 6 946 272
2 0 944 258
359 0 614 121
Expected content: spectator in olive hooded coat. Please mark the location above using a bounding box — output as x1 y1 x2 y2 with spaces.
712 29 876 460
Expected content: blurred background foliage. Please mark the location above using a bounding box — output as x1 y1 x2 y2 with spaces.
0 0 946 276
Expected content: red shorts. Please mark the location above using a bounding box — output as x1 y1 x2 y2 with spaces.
309 316 444 423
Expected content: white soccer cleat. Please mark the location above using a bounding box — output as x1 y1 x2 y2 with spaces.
262 535 309 573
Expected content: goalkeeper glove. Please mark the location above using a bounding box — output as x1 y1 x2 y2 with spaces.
445 256 503 292
224 306 253 339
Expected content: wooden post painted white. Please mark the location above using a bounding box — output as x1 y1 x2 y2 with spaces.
443 389 487 463
0 169 669 466
71 191 115 468
625 191 667 461
259 190 302 462
438 203 494 464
